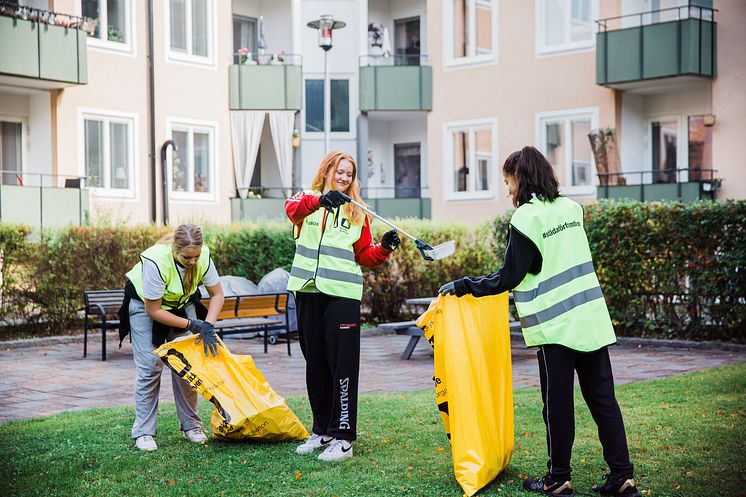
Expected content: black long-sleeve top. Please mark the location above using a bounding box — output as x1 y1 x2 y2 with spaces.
453 227 543 297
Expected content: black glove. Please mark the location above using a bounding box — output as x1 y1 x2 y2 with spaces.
189 319 221 357
438 281 456 296
381 229 401 251
319 190 349 210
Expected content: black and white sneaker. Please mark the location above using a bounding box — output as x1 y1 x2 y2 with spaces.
523 474 574 496
592 474 641 497
317 439 353 462
295 434 334 455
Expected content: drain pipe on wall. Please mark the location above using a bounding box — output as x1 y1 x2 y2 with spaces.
147 0 157 223
160 141 177 225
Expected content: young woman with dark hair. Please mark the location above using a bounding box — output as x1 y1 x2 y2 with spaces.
285 150 400 462
439 146 640 497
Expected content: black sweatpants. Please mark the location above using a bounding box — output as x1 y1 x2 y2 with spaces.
537 344 634 481
296 291 361 441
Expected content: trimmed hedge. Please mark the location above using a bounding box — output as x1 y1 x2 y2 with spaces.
0 200 743 342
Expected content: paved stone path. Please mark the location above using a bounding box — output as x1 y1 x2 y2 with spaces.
0 333 743 423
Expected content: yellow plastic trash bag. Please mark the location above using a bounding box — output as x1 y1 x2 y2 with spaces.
154 335 309 442
417 293 514 497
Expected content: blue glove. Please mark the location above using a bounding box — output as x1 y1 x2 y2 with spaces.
439 281 456 296
189 320 221 357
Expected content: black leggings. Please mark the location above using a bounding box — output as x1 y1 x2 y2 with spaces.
296 292 361 441
537 344 634 481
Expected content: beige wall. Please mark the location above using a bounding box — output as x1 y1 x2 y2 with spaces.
426 0 617 224
51 0 236 225
712 0 746 200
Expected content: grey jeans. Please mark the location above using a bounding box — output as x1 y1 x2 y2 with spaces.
129 299 202 439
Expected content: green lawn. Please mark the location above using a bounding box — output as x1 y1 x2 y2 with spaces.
1 364 744 497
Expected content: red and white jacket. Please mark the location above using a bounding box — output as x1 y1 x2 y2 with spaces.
284 191 392 269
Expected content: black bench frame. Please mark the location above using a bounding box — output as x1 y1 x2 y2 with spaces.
83 289 124 361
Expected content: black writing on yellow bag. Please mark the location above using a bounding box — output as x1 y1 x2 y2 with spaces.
416 294 514 497
155 335 309 442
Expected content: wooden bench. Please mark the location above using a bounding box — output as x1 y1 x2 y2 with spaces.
83 290 125 361
202 292 294 356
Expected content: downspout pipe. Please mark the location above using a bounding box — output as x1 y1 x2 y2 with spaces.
160 140 177 226
147 0 157 223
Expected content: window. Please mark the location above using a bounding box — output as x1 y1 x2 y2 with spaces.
167 0 214 64
168 121 216 200
537 0 596 56
304 79 350 133
81 0 132 51
443 119 497 200
81 111 135 196
394 17 421 66
445 0 497 67
233 15 257 61
0 120 22 185
537 108 598 193
688 115 712 181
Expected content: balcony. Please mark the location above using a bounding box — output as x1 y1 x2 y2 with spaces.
0 172 89 230
359 55 432 112
596 5 716 89
231 187 431 222
0 3 89 88
229 53 302 111
596 169 719 202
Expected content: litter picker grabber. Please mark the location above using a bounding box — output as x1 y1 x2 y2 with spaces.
338 193 456 261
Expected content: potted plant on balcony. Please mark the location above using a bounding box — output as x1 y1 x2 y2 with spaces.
292 129 300 148
238 47 249 64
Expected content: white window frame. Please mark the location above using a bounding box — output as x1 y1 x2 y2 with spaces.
0 116 27 180
644 114 686 182
164 0 217 68
76 0 135 55
301 74 356 141
535 0 598 58
443 0 499 69
166 117 219 203
442 117 498 201
535 107 599 196
77 107 138 199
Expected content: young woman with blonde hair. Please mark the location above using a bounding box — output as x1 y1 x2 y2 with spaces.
120 223 225 451
286 150 400 462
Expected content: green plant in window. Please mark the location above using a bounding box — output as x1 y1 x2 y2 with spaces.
107 24 123 43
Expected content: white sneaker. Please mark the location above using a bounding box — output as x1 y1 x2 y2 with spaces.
135 435 157 451
183 428 208 444
295 434 334 455
317 439 353 462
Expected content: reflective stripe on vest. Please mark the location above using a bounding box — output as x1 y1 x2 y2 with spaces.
286 190 364 300
125 243 211 310
510 196 616 352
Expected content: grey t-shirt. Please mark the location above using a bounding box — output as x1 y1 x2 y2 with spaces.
141 258 220 300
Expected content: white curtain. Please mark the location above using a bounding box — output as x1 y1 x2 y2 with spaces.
230 111 265 198
268 111 295 196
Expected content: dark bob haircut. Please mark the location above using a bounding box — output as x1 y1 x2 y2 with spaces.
502 146 560 207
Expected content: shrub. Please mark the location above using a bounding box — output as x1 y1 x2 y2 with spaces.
0 224 34 326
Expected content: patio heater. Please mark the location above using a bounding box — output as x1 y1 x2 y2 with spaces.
307 15 346 154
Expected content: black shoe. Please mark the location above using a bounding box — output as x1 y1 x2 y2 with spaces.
592 474 641 497
523 474 574 496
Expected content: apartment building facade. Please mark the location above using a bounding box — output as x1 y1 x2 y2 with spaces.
428 0 745 224
0 0 743 228
0 0 431 227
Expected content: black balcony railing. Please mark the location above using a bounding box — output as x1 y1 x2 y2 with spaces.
0 1 94 33
233 51 301 66
596 4 716 31
597 168 719 202
359 54 428 67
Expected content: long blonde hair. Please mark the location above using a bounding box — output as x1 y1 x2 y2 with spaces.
310 150 368 225
157 224 203 294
